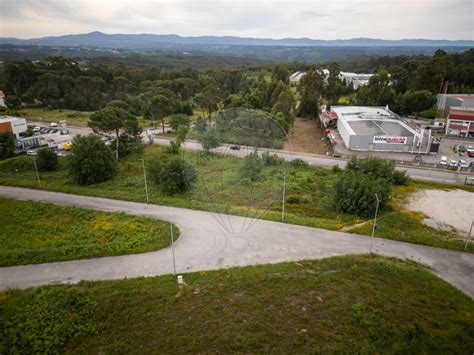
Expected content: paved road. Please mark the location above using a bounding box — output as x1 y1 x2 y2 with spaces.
1 186 473 298
154 137 472 184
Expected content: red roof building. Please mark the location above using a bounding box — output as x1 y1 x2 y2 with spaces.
446 107 474 137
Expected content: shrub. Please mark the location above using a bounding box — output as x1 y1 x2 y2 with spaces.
0 130 15 160
331 164 342 173
393 170 409 186
147 154 197 194
68 136 117 185
0 156 35 173
198 129 220 153
262 151 284 166
334 172 392 217
286 195 300 204
291 159 308 168
240 152 264 183
195 117 207 133
36 148 58 171
346 156 396 183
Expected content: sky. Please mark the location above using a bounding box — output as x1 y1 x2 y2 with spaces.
0 0 473 40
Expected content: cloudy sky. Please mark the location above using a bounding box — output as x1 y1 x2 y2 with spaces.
0 0 473 40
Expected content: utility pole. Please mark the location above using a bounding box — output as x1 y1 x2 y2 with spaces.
369 193 380 254
170 209 176 275
465 220 474 251
138 158 149 204
282 173 286 222
32 157 41 187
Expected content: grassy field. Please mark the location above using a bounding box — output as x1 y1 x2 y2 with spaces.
0 198 178 266
0 145 471 252
1 255 473 353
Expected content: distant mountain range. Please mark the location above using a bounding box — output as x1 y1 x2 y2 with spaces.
1 31 472 48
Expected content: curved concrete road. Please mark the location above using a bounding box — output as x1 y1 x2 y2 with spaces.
1 186 473 298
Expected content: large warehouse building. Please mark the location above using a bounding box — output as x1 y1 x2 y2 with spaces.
330 106 436 153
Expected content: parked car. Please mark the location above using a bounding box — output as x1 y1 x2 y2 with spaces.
458 159 469 169
413 155 422 163
467 146 474 158
439 156 448 166
33 126 41 133
26 150 38 156
458 145 467 153
230 145 241 151
448 160 458 170
49 122 58 127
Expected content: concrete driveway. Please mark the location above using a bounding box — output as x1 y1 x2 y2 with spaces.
1 186 473 298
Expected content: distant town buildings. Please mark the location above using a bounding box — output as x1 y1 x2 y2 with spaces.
289 71 306 83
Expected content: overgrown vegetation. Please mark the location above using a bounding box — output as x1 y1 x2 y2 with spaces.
1 255 473 353
0 198 178 266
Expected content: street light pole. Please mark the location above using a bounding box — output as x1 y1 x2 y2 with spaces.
369 193 380 254
32 157 41 187
138 158 149 204
170 209 176 275
465 220 473 251
282 173 286 222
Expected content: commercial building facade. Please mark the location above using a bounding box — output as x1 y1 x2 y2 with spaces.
0 116 27 138
446 107 474 137
436 94 474 117
330 106 435 153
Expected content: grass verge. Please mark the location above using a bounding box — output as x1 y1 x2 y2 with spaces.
0 145 472 253
1 255 473 353
0 198 178 266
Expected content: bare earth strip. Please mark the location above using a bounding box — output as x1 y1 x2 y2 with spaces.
285 117 328 155
407 189 474 233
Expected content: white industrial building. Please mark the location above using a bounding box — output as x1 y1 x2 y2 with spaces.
289 71 306 83
339 72 373 89
0 116 28 138
330 106 436 153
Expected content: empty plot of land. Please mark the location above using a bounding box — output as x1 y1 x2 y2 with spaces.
284 117 328 154
406 189 474 233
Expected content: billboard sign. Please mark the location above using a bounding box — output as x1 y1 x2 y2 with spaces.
373 135 407 144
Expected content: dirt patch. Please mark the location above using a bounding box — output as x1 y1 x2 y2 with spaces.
285 117 328 155
406 189 474 233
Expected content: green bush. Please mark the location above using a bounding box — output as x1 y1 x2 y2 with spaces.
346 156 396 183
68 136 117 185
262 151 284 166
0 130 15 160
36 148 58 171
147 154 197 194
393 170 409 186
286 195 300 204
291 159 308 168
240 152 264 183
334 172 392 217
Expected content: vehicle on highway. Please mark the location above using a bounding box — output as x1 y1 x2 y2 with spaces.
448 160 458 170
33 126 41 133
439 156 448 166
26 150 38 156
230 145 241 151
458 159 469 169
49 122 58 127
